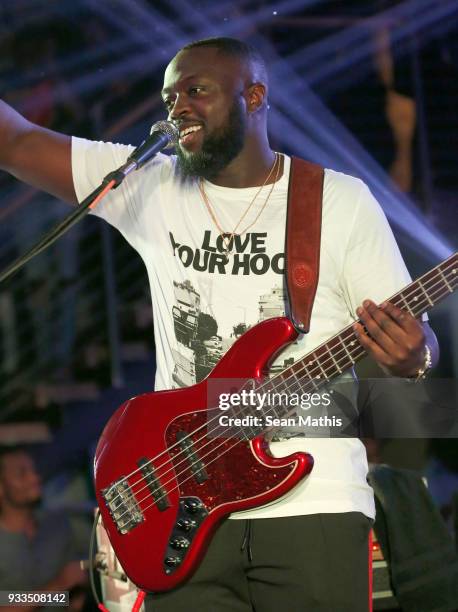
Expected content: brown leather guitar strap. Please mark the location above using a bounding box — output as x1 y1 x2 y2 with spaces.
285 156 324 333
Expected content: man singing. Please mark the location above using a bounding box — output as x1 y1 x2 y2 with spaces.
0 37 438 611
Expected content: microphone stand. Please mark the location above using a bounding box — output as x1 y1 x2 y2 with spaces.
0 158 138 284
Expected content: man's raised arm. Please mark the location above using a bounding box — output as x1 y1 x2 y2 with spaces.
0 100 77 204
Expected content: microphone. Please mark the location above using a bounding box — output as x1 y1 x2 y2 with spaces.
127 120 179 169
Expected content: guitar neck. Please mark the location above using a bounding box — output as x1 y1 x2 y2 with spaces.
273 252 458 393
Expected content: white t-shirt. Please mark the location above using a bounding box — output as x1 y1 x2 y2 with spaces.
72 138 413 520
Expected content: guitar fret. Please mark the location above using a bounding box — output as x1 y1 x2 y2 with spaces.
295 359 319 387
294 376 306 394
325 344 342 374
418 280 434 307
278 377 297 419
340 337 354 369
315 349 328 379
315 358 327 379
399 292 413 315
341 337 356 365
301 365 320 391
439 268 453 292
291 368 303 393
307 372 320 392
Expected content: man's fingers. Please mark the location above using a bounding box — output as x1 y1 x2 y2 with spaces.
379 300 425 349
354 299 427 375
356 300 402 351
352 321 392 367
380 300 412 330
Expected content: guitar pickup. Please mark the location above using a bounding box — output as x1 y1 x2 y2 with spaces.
137 457 171 511
102 478 144 534
176 431 208 484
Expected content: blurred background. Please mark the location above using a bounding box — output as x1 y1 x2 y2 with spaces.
0 0 457 602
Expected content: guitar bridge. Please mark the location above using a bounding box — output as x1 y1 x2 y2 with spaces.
102 478 144 534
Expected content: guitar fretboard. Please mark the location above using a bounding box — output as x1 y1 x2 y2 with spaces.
237 252 457 430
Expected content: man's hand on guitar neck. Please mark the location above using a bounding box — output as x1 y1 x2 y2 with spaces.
352 299 439 378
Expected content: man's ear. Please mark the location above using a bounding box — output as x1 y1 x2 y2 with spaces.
246 83 267 113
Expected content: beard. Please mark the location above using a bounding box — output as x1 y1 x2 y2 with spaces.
175 98 246 180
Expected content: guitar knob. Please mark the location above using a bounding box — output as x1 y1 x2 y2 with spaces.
177 519 196 532
184 499 201 514
164 556 181 567
170 536 190 550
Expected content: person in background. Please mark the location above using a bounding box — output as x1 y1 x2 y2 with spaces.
0 446 87 611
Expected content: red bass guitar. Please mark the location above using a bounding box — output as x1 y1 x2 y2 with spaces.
94 252 457 592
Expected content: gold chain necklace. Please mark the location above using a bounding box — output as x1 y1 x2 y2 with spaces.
198 153 281 261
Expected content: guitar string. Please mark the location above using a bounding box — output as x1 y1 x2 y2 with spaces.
110 271 457 524
108 266 457 521
120 270 457 529
106 263 457 516
104 254 457 503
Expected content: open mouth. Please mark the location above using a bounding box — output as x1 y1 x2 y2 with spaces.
179 124 203 147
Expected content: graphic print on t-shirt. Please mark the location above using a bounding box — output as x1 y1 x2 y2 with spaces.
170 278 291 387
169 229 291 388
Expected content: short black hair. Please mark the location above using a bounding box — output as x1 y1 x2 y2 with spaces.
180 37 268 84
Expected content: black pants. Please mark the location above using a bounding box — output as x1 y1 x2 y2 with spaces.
145 512 372 612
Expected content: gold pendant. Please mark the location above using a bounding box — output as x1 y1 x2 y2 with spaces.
222 235 234 264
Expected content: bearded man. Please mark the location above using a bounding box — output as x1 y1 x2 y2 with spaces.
0 37 438 611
